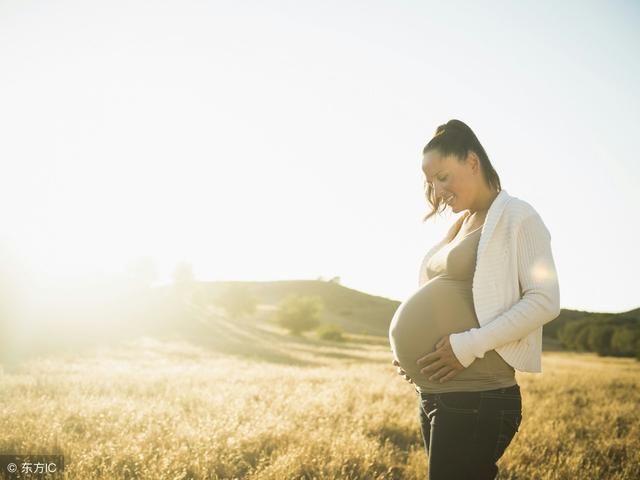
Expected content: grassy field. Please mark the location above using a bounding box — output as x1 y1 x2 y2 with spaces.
1 317 639 479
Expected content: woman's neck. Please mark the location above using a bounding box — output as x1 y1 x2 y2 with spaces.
468 187 499 216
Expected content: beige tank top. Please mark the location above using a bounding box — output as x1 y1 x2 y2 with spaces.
388 225 516 393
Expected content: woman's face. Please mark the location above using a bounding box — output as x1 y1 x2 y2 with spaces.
422 149 480 214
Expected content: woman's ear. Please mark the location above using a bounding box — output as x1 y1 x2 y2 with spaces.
469 151 481 173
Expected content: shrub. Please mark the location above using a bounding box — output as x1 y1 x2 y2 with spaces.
316 323 345 341
274 295 323 335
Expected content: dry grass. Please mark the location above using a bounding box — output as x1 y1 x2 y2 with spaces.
1 336 639 479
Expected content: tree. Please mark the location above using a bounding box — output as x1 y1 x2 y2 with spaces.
611 327 640 356
275 295 323 335
558 320 586 349
587 325 615 356
574 325 592 352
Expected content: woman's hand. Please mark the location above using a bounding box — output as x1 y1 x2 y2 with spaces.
392 359 414 384
416 335 466 383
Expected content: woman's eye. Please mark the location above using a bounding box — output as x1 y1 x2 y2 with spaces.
437 176 447 182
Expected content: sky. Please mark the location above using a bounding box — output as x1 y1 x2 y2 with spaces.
1 0 638 313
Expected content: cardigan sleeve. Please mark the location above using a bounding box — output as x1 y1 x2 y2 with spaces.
448 213 561 368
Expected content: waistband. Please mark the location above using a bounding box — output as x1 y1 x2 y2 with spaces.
417 383 520 398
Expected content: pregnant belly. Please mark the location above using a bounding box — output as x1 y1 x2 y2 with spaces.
388 278 479 385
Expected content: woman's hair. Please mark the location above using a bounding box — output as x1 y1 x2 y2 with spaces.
421 119 501 222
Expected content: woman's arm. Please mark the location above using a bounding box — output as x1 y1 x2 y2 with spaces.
448 213 561 368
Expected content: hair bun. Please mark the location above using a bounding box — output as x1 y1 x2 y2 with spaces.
445 119 467 131
434 124 447 136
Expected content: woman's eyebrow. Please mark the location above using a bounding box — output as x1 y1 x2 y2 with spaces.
424 169 443 183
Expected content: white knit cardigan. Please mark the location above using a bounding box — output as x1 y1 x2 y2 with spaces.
418 189 561 373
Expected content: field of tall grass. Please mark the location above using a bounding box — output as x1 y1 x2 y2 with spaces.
1 331 639 479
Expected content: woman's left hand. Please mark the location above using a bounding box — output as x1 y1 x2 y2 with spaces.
416 335 466 383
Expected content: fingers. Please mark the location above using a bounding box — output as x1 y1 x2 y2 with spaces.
419 360 442 376
416 351 439 367
392 359 414 384
428 366 450 382
416 340 448 367
438 369 459 383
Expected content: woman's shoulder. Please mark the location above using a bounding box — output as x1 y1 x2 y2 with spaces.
501 192 552 238
501 192 540 222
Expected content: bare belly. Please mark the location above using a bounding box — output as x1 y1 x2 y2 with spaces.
389 277 514 390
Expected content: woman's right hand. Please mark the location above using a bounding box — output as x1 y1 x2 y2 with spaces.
392 359 414 384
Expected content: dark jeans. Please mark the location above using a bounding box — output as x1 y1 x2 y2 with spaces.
417 384 522 480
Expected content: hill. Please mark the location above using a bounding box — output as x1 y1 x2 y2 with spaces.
190 280 639 343
3 278 637 366
190 279 400 337
543 307 640 340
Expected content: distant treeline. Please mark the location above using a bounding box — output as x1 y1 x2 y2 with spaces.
549 308 640 360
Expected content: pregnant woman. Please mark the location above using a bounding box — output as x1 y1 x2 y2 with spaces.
389 119 560 480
